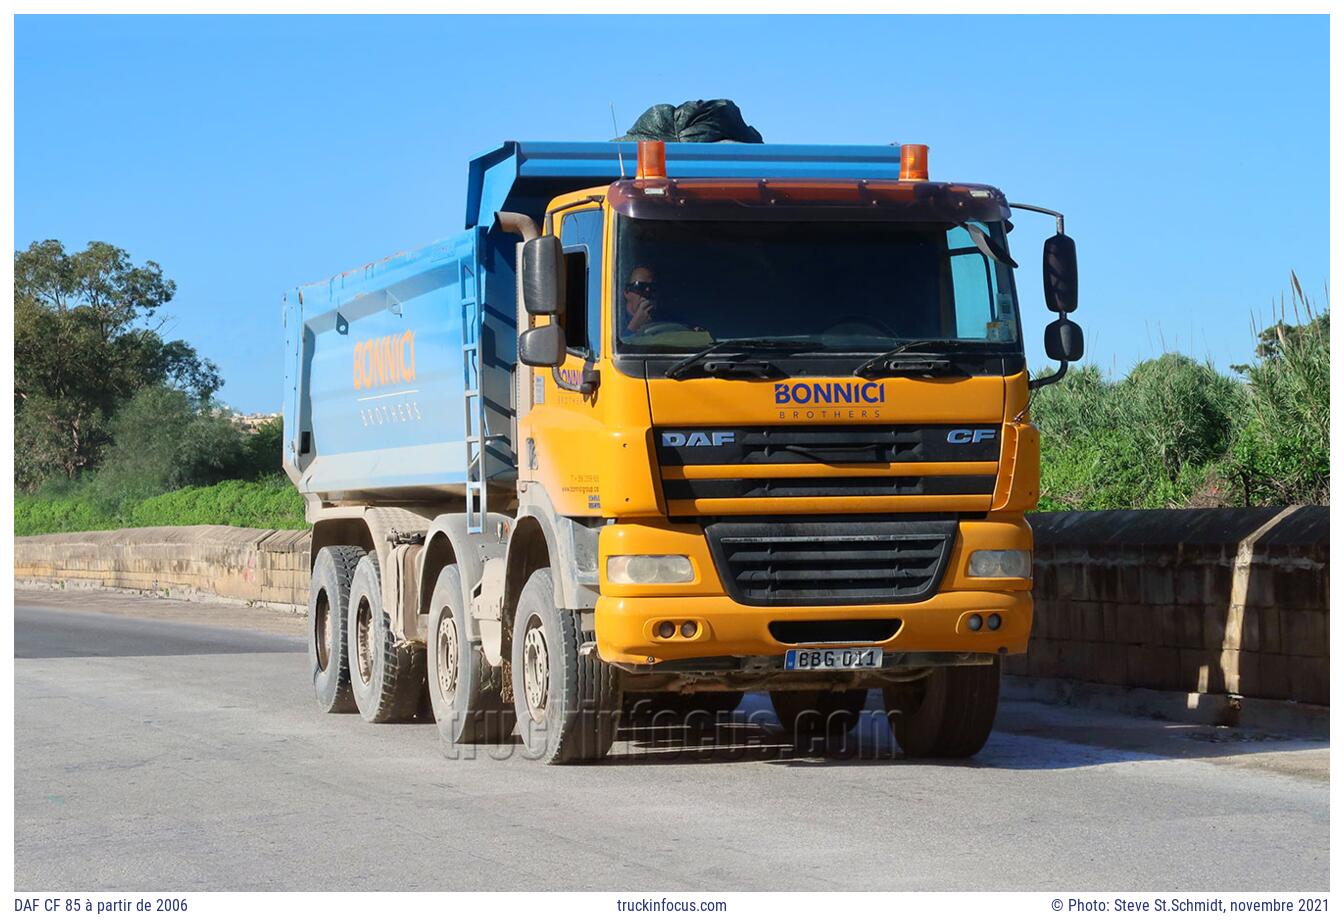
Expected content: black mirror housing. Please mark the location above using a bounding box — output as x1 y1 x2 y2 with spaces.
521 236 565 317
518 323 566 367
1043 233 1078 314
1044 317 1084 362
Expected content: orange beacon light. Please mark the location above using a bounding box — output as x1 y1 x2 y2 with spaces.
900 143 929 181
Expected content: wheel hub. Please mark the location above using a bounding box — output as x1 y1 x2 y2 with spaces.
437 610 460 701
355 600 373 684
522 618 550 722
314 593 330 672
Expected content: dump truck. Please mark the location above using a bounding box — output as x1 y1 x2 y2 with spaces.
282 138 1083 763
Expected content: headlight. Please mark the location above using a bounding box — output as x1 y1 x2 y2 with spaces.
606 554 695 585
967 549 1032 579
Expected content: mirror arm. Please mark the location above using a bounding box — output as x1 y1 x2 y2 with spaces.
1017 203 1077 390
1029 358 1069 391
1007 202 1065 235
552 361 600 396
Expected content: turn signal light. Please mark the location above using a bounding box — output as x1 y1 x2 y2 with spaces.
900 143 929 181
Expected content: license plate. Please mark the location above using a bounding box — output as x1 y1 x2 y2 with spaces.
784 646 884 671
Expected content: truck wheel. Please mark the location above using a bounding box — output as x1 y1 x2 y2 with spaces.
624 691 745 725
884 660 1001 759
347 554 425 723
770 689 868 739
307 545 364 714
426 564 514 750
511 568 617 764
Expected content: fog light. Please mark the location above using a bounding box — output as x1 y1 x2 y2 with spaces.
657 621 676 639
607 554 695 585
987 613 1003 631
680 621 697 638
967 614 983 631
968 549 1032 579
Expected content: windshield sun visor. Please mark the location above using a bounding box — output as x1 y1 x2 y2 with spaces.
608 178 1011 223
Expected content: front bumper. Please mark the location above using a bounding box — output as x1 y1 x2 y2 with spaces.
595 514 1033 667
595 588 1032 666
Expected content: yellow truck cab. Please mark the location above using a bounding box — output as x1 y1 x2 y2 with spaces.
286 138 1082 764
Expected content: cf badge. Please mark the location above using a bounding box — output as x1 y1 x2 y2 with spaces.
947 428 998 444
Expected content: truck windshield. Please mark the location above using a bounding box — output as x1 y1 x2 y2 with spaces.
613 216 1021 355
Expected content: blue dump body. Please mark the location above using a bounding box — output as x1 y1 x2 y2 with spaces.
284 141 910 504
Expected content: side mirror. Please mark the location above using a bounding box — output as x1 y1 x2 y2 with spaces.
1044 318 1084 362
1043 233 1078 314
521 236 565 317
518 323 566 367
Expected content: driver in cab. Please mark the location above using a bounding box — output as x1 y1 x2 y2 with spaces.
623 266 659 335
621 266 711 347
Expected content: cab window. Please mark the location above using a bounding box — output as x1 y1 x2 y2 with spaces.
559 208 604 357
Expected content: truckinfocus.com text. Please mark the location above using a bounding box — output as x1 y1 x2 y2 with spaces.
615 898 729 912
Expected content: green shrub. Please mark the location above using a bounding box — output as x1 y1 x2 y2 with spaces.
238 418 284 480
94 386 247 513
126 476 305 530
1221 278 1329 506
15 476 305 536
14 493 118 536
1116 353 1246 484
1034 277 1327 511
1033 355 1245 511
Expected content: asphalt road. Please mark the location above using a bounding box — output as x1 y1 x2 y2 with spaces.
14 589 1330 891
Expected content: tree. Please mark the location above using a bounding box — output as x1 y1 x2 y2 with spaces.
95 386 246 509
14 240 223 488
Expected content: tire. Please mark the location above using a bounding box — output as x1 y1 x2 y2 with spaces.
623 691 745 725
426 564 514 750
511 568 618 764
347 554 425 723
770 688 869 740
884 660 1001 759
307 545 364 714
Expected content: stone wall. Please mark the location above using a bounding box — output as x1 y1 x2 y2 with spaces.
1009 506 1329 705
15 526 312 609
14 507 1329 705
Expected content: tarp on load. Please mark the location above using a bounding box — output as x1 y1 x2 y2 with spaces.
613 99 763 144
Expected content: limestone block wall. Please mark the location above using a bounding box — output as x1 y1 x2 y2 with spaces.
15 526 312 608
1010 506 1329 705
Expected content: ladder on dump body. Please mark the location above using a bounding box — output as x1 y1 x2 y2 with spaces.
459 248 486 535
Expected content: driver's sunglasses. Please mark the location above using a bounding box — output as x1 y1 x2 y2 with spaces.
625 281 657 296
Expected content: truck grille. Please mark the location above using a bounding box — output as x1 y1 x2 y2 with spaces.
656 424 999 513
656 425 1000 466
663 475 994 500
704 518 957 607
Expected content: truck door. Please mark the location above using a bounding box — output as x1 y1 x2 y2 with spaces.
522 203 609 516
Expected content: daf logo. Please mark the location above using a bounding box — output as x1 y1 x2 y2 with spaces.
947 428 998 445
662 431 736 448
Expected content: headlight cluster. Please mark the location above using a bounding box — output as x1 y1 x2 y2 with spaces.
967 549 1032 579
606 554 695 585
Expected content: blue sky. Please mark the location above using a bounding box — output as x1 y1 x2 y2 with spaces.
15 14 1329 413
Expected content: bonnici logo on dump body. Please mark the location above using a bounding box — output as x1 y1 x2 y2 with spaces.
774 381 886 420
353 331 416 391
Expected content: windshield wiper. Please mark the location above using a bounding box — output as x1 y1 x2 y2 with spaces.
664 338 820 380
853 340 1003 379
698 359 784 379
